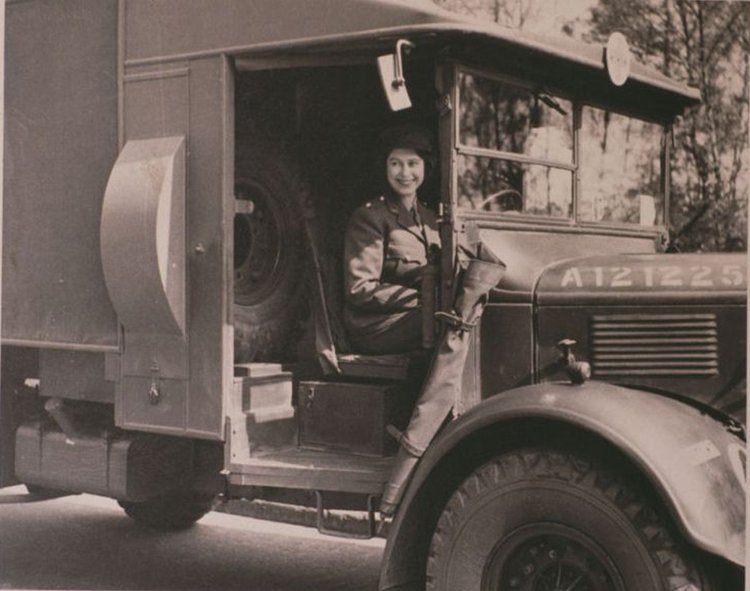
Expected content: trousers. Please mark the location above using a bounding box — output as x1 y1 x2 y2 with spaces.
380 242 505 515
347 308 422 355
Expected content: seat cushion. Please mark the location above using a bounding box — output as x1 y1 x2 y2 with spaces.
337 351 428 380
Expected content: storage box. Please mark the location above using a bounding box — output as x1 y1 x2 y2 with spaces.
298 381 414 456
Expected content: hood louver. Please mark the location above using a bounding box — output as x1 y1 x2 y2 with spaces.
591 313 719 377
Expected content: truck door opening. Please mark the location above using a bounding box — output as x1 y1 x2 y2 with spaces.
232 59 440 366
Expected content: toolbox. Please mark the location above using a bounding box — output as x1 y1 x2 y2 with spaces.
298 381 414 456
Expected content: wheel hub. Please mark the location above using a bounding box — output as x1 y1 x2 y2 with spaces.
484 524 624 591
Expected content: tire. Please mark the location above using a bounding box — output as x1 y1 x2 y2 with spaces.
426 449 716 591
118 491 216 530
233 143 310 363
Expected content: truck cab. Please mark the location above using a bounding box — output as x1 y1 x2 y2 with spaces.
2 1 745 590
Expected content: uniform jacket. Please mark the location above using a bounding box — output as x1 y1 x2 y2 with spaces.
344 194 440 337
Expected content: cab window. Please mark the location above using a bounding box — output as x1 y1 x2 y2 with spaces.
455 68 667 228
457 71 574 217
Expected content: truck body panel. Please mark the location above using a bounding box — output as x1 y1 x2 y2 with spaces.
121 0 698 110
3 0 119 351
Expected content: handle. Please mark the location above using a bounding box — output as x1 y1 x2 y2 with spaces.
421 265 439 348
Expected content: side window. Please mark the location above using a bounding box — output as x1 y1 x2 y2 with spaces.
457 71 574 217
579 107 665 225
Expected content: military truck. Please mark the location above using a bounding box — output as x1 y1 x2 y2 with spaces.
2 1 745 589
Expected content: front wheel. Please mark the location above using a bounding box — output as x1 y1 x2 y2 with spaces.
118 491 216 530
426 449 716 591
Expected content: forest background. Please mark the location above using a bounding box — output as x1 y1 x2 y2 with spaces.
434 0 749 252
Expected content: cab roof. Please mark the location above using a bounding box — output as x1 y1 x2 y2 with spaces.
125 0 700 109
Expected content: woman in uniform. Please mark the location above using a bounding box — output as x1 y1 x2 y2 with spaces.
343 126 440 354
344 126 505 515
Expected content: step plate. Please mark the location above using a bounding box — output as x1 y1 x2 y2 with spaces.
228 448 394 494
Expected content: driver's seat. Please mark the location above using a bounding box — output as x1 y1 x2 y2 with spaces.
298 182 443 384
311 249 429 381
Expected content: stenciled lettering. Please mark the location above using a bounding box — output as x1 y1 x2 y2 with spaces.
556 263 745 290
611 267 634 287
561 267 583 288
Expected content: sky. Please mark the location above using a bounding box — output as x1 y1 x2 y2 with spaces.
435 0 598 37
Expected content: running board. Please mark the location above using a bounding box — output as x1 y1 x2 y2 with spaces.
227 446 393 494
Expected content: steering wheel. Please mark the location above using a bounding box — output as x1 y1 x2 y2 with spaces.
478 188 523 212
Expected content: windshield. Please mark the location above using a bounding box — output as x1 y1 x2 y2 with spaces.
456 69 666 227
579 108 664 225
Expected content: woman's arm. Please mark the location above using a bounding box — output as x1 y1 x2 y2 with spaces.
344 206 419 311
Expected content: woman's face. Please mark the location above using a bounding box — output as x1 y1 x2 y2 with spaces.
386 148 425 199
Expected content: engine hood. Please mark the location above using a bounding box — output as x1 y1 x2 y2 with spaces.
532 252 746 422
535 253 746 306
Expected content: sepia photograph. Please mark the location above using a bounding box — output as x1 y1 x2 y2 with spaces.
0 0 747 589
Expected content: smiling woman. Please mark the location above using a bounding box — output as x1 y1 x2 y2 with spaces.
343 126 441 354
386 148 426 201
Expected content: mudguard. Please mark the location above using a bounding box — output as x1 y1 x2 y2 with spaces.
380 381 745 590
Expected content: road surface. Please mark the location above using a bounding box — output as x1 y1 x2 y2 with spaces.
0 486 384 590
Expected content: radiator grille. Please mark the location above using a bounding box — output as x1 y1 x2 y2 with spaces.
591 313 718 377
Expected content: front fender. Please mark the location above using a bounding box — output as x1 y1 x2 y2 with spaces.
380 381 745 590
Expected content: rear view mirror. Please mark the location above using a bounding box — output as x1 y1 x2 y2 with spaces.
378 39 414 111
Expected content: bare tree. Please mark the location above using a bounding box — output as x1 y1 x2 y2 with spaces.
588 0 748 251
435 0 536 29
435 0 749 252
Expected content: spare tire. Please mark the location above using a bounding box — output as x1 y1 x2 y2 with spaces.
233 145 309 363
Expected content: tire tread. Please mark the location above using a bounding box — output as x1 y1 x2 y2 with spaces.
425 449 716 591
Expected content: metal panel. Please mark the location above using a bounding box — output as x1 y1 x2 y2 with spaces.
101 136 186 336
480 304 534 396
118 376 189 432
227 446 391 494
0 0 9 488
113 57 230 440
3 0 119 349
535 252 747 306
120 0 699 107
39 350 114 403
123 67 189 140
114 77 190 434
123 0 449 63
536 305 745 408
184 57 233 438
477 227 658 302
591 313 719 377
